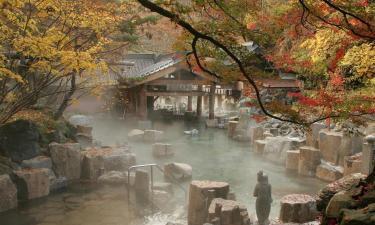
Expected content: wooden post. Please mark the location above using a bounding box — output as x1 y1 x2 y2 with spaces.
197 85 202 116
139 85 147 119
209 83 216 119
187 96 193 111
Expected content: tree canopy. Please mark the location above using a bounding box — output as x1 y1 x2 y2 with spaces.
0 0 151 123
136 0 375 126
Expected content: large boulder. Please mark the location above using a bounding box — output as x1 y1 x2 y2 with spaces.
208 198 251 225
103 147 136 171
49 142 81 181
339 203 375 225
13 168 50 200
316 173 366 211
250 126 264 146
81 149 105 180
0 120 41 162
306 123 326 148
279 194 318 223
298 146 321 177
319 130 353 166
325 190 358 218
344 153 362 176
188 180 230 225
0 155 19 175
316 162 344 182
164 163 192 180
286 150 300 171
0 174 17 212
21 156 52 169
263 136 305 164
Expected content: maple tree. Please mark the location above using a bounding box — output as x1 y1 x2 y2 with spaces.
136 0 374 126
0 0 152 124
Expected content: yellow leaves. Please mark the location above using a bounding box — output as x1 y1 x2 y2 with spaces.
340 43 375 78
300 29 347 64
0 68 24 83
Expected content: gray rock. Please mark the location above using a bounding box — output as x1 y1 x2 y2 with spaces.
164 163 192 180
49 142 81 180
13 168 50 200
0 120 41 162
339 203 375 225
0 174 17 212
316 173 366 211
21 156 52 169
68 115 92 127
279 194 318 223
103 150 136 171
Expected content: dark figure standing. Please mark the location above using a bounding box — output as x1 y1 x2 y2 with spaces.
253 171 272 225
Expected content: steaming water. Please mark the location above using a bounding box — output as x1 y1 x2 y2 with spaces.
92 118 327 222
0 117 327 225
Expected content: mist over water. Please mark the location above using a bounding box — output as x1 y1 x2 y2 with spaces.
92 117 327 219
0 116 327 225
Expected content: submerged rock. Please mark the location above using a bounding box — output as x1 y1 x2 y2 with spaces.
164 163 192 180
98 171 126 185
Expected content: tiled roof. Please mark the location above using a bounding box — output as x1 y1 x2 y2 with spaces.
119 53 182 79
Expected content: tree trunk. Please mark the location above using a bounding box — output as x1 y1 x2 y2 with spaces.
53 73 76 120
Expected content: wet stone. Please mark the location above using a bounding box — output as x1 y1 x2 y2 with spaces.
49 142 81 181
298 146 321 177
14 168 50 200
21 156 52 169
188 180 230 225
152 143 174 157
0 174 17 212
279 194 318 223
316 163 344 182
286 150 300 171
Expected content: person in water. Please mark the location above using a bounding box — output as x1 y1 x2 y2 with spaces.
253 170 272 225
